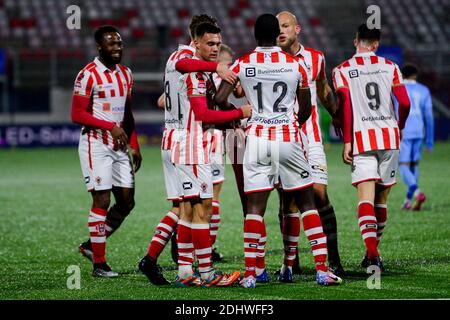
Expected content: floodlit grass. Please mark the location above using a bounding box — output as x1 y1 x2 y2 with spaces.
1 143 449 299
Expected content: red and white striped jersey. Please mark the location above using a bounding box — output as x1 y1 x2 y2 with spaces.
171 61 212 165
332 51 403 155
230 46 309 142
74 57 133 147
161 44 195 151
296 45 326 145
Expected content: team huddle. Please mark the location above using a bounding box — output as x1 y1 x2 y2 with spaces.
71 11 413 288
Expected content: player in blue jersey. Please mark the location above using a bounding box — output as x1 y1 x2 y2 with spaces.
397 64 434 211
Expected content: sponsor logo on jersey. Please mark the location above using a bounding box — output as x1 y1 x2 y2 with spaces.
102 103 111 112
112 106 125 113
349 69 359 78
258 68 293 75
212 169 220 176
245 67 256 77
360 70 388 76
361 115 393 122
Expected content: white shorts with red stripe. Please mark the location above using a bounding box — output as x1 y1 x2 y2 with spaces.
351 149 399 186
78 132 134 191
177 164 213 199
243 135 313 193
162 149 183 200
307 143 328 185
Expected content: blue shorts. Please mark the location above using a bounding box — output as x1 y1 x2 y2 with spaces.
399 138 422 163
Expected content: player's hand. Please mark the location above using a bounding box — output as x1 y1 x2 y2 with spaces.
332 117 343 138
240 105 252 118
217 62 237 84
342 142 353 165
131 148 142 173
111 125 128 148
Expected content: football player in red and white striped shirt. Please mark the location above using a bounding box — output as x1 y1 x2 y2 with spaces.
333 24 410 270
173 22 251 287
72 26 141 277
216 14 342 288
276 10 344 276
138 15 236 286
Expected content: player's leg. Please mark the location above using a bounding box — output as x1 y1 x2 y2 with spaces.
291 186 342 286
411 138 426 210
211 171 224 262
313 183 344 275
240 190 271 288
278 140 341 285
399 138 416 209
374 184 391 247
239 136 273 288
351 152 383 269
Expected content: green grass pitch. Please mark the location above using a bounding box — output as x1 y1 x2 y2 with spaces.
1 143 449 300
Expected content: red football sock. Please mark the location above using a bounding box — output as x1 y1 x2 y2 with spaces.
89 208 107 264
177 219 194 267
191 223 213 278
358 201 379 259
302 210 328 272
147 211 179 260
244 214 263 278
256 218 266 272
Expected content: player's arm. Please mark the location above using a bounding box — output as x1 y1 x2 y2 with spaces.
71 72 128 146
336 87 353 165
296 61 312 126
123 95 142 172
392 85 410 131
232 81 245 98
176 59 236 84
316 78 341 137
214 80 238 110
157 93 165 109
423 88 434 151
296 86 312 126
332 67 352 164
190 94 250 124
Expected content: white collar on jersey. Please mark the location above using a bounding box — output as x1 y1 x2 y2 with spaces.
255 46 282 52
296 44 306 57
353 51 377 57
94 57 119 73
178 44 195 53
404 79 417 84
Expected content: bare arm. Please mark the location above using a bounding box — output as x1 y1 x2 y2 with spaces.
296 87 312 126
215 79 238 110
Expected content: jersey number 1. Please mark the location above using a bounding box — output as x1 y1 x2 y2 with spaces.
253 81 288 113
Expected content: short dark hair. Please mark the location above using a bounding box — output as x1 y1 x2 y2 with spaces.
254 13 280 42
356 23 381 42
194 22 221 39
401 64 419 78
94 25 120 44
189 14 218 39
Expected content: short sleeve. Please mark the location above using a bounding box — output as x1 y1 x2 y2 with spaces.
392 63 404 87
332 67 349 90
73 69 93 97
297 59 310 89
186 72 207 97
